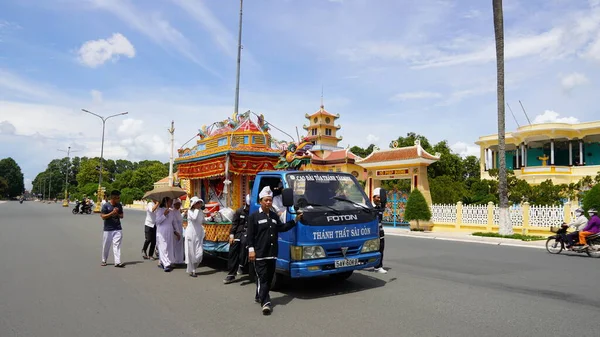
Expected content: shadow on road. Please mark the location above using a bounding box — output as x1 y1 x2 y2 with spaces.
272 271 388 307
122 261 144 266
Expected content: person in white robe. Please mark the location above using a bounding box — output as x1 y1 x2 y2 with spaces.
172 198 185 265
184 196 206 277
155 197 181 272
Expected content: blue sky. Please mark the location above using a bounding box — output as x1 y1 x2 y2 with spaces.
1 0 600 190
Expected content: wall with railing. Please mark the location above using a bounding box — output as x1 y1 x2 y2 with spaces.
430 202 577 235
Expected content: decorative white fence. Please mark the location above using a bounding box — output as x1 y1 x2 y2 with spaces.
430 201 576 233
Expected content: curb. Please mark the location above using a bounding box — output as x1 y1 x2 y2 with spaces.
386 232 546 250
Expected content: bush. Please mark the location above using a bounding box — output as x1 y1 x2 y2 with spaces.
583 184 600 214
404 189 432 230
472 232 546 241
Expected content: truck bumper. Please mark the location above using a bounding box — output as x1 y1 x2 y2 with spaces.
289 252 381 278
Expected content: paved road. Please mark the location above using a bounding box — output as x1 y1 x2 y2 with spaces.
1 201 598 337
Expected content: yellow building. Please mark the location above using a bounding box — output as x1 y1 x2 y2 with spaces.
302 105 365 178
476 121 600 185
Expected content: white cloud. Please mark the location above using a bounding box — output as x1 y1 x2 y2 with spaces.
0 121 16 134
117 118 144 138
91 90 103 104
532 110 579 124
463 9 482 19
77 33 135 68
451 141 480 158
89 0 216 74
560 72 590 91
391 91 442 101
366 134 380 145
582 32 600 62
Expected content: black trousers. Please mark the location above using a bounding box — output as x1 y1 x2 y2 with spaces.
227 233 248 276
142 226 156 256
254 259 276 306
566 232 579 246
376 237 385 269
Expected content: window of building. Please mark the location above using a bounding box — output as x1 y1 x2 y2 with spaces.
243 136 249 144
325 128 332 136
313 117 318 123
197 144 206 151
312 129 317 136
217 137 227 146
325 117 331 124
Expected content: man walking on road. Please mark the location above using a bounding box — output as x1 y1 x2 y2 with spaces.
247 186 302 315
224 194 250 284
372 188 387 274
101 190 124 268
142 199 159 260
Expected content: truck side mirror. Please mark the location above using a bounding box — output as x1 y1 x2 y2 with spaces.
282 188 294 207
379 188 387 206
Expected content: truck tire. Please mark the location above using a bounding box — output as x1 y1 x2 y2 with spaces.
270 272 286 291
329 271 353 282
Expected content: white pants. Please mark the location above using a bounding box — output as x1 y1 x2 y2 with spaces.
102 230 122 264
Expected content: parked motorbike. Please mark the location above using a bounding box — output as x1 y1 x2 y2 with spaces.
546 225 600 258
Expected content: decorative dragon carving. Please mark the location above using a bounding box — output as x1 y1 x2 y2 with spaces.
274 137 314 170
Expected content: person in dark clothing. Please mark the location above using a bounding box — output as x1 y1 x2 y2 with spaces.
224 194 251 284
247 186 302 315
372 188 387 274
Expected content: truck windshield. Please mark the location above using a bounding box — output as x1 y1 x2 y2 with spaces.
285 172 372 212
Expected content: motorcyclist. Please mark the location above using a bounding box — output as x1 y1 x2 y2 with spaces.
578 208 600 248
562 208 588 248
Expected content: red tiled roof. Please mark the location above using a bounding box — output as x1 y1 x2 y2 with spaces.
357 146 439 164
306 106 338 118
324 149 358 161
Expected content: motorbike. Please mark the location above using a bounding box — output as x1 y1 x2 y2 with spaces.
72 201 92 215
19 199 23 204
546 225 600 258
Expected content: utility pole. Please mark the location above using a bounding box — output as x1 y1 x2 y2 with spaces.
168 121 175 187
58 146 79 207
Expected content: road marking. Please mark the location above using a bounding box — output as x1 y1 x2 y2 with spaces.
0 201 7 205
386 232 545 250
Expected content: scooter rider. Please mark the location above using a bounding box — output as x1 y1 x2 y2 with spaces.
578 208 600 248
563 208 588 248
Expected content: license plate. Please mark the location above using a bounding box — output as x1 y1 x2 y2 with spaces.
334 258 359 268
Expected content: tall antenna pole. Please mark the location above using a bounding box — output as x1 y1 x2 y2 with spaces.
225 0 244 208
234 0 244 116
168 121 175 187
320 85 324 108
519 100 532 126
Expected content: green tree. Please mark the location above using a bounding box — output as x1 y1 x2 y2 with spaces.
404 189 432 230
0 157 25 198
349 144 375 158
583 184 600 214
120 187 144 205
430 175 467 204
130 163 168 192
530 180 562 206
77 158 108 188
393 132 433 151
463 156 480 180
0 177 8 198
468 179 499 205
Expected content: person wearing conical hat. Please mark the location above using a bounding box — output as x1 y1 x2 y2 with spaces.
247 186 303 315
184 196 206 277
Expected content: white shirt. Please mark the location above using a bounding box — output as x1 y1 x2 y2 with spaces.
145 201 157 228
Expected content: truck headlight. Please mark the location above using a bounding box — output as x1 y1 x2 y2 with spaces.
291 245 326 261
360 238 380 253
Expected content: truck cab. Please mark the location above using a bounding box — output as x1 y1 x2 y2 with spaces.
249 171 383 284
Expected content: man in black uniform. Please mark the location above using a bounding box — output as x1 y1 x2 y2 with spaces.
247 186 302 315
224 194 251 284
372 188 387 274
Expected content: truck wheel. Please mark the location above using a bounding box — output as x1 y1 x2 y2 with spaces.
329 271 353 282
270 272 286 291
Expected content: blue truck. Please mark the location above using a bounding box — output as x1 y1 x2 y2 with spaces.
246 170 384 288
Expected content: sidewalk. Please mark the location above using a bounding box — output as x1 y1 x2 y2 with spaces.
384 227 547 249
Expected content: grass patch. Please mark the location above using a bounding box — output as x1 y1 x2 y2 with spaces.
471 232 546 241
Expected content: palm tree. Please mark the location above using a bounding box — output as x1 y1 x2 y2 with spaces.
493 0 512 235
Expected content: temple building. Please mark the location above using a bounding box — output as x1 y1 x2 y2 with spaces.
303 104 364 178
476 120 600 185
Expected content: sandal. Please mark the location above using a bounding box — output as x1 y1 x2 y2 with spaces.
101 262 107 266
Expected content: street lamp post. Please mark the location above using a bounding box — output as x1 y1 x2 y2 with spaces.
58 146 79 207
82 109 128 213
